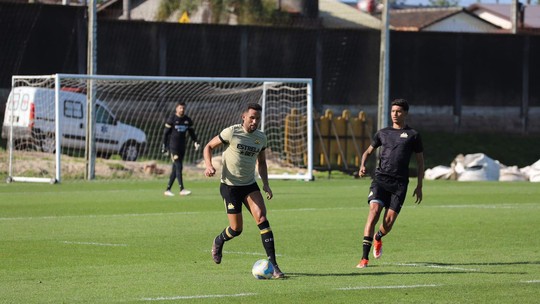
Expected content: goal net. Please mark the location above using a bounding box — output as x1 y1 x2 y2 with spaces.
2 74 313 183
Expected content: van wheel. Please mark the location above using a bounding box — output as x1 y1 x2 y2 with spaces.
14 139 39 151
121 141 139 161
40 134 56 153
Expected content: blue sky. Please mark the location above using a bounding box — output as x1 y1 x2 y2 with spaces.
339 0 514 7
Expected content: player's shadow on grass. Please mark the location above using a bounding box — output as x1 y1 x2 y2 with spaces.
286 260 539 278
287 270 473 278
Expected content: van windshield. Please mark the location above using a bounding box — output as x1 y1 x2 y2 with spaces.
95 105 114 124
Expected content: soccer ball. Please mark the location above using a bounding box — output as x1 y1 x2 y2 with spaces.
252 259 274 279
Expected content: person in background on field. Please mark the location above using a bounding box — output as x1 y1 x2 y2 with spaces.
356 98 424 268
162 102 200 196
203 103 285 279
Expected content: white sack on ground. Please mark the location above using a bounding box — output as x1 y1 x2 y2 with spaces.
527 159 540 182
454 153 500 181
499 165 528 182
425 165 453 180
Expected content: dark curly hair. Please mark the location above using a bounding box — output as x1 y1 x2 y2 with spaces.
391 99 409 112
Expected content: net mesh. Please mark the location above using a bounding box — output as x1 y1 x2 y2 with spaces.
3 74 312 182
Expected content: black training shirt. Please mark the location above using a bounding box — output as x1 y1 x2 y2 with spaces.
371 125 423 182
163 114 198 152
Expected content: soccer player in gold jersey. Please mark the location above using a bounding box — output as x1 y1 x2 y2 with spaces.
203 103 284 279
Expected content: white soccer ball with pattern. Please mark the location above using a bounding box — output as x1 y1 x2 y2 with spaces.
252 259 274 279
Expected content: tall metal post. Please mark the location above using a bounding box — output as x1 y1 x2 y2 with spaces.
54 76 62 183
377 0 390 130
123 0 131 20
85 0 97 180
521 36 530 134
511 0 519 34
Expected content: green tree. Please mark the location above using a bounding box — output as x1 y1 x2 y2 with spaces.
157 0 289 25
156 0 200 21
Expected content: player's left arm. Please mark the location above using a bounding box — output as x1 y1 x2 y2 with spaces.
257 150 273 200
413 152 424 204
188 119 200 150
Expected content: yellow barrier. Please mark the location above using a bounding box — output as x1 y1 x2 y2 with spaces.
284 108 373 171
333 110 348 167
284 108 307 165
313 109 373 171
316 109 333 166
348 111 372 167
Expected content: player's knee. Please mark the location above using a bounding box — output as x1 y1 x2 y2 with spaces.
255 214 268 225
369 200 383 209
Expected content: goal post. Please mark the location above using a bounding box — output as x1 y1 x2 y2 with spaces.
3 74 313 183
262 81 313 180
4 75 59 184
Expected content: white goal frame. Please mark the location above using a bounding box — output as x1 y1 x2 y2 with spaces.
4 74 313 183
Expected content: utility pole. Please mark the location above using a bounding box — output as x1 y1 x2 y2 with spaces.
511 0 519 34
123 0 131 20
377 0 390 130
85 0 97 180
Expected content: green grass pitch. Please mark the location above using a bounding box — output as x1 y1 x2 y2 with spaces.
1 178 539 303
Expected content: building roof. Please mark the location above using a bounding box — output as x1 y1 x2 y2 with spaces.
467 4 540 30
389 7 500 32
390 7 463 31
320 2 501 33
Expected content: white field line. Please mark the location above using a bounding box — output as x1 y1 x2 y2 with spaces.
429 204 529 209
62 241 128 247
522 280 540 283
1 204 535 222
390 263 478 272
0 211 201 221
336 284 441 291
0 208 357 221
141 292 257 301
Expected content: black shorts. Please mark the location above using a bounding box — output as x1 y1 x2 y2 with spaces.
367 175 408 214
220 183 260 214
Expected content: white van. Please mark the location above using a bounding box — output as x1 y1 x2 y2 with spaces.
1 86 146 161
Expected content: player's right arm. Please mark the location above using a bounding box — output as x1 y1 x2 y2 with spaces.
203 135 223 177
359 145 375 177
162 117 173 152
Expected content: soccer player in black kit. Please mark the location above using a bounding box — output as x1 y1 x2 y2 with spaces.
356 99 424 268
162 102 199 196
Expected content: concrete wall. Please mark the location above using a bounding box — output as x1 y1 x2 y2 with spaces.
1 2 539 134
